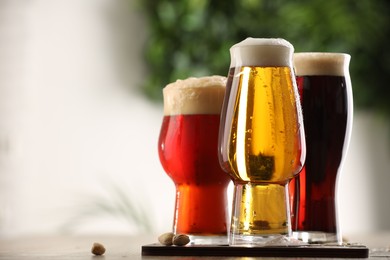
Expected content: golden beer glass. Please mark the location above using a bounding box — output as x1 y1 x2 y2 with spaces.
219 38 306 245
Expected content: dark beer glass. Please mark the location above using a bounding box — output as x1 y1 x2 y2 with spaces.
289 53 353 244
158 76 231 244
219 38 306 245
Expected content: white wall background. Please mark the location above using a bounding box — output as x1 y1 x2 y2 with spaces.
0 0 389 238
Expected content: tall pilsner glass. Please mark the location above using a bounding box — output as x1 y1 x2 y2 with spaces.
289 53 353 244
219 38 306 246
158 76 231 245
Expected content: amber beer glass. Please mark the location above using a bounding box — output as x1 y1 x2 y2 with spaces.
219 38 306 245
289 53 353 244
158 76 231 244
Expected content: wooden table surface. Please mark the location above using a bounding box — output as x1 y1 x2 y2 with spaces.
0 233 389 259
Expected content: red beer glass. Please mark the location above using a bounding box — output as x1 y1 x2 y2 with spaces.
158 76 231 244
289 53 353 244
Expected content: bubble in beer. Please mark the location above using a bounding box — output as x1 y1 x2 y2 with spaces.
162 76 226 116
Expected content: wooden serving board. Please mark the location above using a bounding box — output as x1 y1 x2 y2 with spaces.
141 243 369 258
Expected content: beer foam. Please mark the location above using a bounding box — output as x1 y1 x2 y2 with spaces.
163 76 226 115
230 38 294 67
293 52 351 76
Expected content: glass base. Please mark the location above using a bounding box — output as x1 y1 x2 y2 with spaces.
292 231 341 244
229 233 308 247
188 235 228 245
229 183 292 246
229 233 287 246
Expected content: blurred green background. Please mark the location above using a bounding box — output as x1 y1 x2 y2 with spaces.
139 0 390 118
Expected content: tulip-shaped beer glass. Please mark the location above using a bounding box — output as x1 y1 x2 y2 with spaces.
158 76 231 245
219 38 306 245
289 53 353 244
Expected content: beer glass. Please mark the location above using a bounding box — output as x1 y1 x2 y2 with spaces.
289 52 353 244
219 38 306 246
158 76 231 245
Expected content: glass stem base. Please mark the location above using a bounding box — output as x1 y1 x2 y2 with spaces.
188 235 228 245
292 231 341 245
230 183 291 246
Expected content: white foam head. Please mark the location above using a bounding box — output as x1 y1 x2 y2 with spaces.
293 52 351 76
229 38 294 67
163 75 226 115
